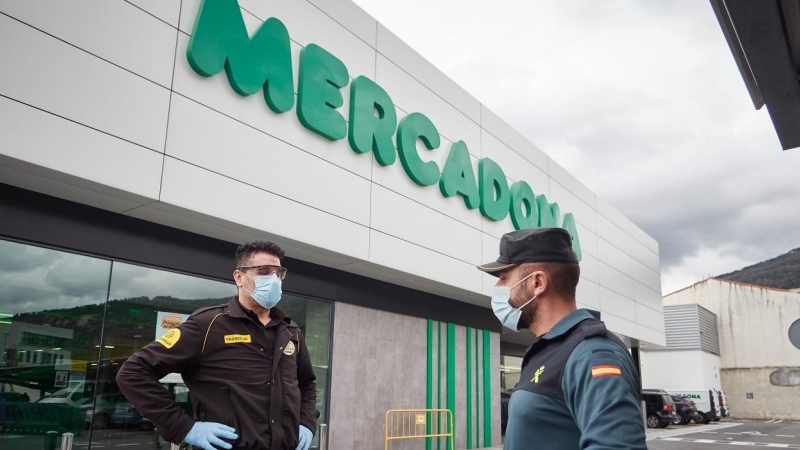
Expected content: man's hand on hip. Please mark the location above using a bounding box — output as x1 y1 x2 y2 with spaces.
184 422 238 450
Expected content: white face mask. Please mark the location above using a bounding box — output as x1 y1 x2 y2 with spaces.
242 273 282 309
491 273 536 331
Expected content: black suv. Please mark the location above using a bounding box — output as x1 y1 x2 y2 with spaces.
643 389 680 428
669 395 703 425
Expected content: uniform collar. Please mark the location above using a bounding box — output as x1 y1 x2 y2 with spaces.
226 296 294 326
538 308 600 341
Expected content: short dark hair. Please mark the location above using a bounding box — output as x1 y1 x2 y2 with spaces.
520 261 580 300
234 241 286 269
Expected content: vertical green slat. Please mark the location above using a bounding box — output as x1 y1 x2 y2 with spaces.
447 323 456 450
466 327 472 449
427 319 433 450
483 330 492 447
475 329 480 447
438 321 442 450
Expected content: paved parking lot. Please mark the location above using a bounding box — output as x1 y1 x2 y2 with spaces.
647 419 800 449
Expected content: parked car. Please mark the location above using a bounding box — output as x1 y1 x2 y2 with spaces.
665 389 720 424
669 395 703 425
83 393 127 429
36 381 85 406
110 402 153 430
643 389 680 428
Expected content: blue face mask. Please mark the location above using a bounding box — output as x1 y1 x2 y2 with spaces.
491 273 536 331
243 273 282 309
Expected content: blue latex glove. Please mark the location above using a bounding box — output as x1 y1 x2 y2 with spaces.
296 425 313 450
184 422 238 450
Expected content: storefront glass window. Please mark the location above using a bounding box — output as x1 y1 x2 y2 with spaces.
500 355 522 395
278 294 332 448
88 261 235 447
0 239 333 450
0 239 110 450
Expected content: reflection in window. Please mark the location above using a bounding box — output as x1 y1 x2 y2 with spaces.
89 262 235 441
0 239 334 450
500 355 523 395
0 239 110 449
101 262 235 361
279 295 332 447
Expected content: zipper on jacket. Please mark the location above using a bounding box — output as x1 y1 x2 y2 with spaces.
221 386 232 426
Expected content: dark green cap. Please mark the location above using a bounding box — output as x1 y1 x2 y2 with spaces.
477 227 578 277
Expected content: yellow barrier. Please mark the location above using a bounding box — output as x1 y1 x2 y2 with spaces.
384 409 454 450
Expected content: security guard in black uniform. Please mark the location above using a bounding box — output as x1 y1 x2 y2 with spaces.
478 228 646 449
117 241 319 450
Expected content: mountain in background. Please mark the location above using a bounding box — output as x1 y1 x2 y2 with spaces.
717 248 800 290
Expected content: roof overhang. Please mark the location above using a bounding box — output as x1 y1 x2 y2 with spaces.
711 0 800 150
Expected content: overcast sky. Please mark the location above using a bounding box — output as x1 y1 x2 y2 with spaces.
0 240 233 315
352 0 800 294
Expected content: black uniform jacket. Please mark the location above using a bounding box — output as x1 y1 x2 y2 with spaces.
117 297 319 449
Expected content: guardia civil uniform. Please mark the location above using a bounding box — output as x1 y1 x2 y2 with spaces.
503 309 646 449
478 228 647 450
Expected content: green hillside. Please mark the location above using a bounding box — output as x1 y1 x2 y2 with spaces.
717 248 800 290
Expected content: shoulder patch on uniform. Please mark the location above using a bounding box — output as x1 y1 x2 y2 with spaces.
224 334 251 344
284 341 296 355
591 364 621 378
157 329 181 349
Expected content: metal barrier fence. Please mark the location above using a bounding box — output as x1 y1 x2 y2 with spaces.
384 409 453 450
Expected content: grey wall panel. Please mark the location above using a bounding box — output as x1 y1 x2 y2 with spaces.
658 304 720 355
699 306 721 355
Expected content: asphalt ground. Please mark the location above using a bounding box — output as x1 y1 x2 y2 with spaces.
647 418 800 449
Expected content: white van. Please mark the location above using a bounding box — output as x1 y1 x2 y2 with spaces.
666 389 720 424
36 381 86 406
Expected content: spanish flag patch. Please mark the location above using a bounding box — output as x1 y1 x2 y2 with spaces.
591 365 622 378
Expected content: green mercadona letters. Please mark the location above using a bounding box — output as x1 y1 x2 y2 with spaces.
186 0 582 260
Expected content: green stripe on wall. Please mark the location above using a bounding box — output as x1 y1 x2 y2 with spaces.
447 323 456 450
427 319 433 450
438 321 442 450
475 329 480 447
466 327 472 449
483 330 492 447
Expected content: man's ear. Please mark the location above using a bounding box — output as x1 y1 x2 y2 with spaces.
531 270 548 297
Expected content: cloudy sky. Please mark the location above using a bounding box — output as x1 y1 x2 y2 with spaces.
0 239 233 315
352 0 800 294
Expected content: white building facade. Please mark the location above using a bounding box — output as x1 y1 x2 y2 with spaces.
0 1 663 448
663 278 800 420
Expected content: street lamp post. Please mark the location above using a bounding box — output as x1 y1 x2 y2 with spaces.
1 331 10 362
133 334 142 352
1 332 10 393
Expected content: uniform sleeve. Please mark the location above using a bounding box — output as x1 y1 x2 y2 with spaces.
562 339 647 450
116 315 205 444
296 331 319 433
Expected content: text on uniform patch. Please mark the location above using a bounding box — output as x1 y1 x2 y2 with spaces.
224 334 252 344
